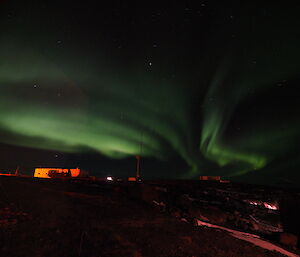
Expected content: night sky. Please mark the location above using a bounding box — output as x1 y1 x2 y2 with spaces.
0 1 299 186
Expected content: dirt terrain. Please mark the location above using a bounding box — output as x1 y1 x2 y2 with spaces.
0 176 296 257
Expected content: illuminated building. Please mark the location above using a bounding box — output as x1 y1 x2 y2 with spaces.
34 168 81 178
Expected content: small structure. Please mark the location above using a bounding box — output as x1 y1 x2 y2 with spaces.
34 168 81 178
199 176 221 181
136 155 141 179
0 167 21 177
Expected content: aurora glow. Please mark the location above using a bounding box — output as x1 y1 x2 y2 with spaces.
0 2 299 182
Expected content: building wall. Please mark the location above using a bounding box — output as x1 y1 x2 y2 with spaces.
199 176 221 181
34 168 80 178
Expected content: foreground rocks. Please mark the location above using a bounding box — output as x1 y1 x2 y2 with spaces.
280 233 298 248
0 176 298 257
135 180 300 252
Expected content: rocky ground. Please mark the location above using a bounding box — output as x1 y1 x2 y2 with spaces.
0 176 299 257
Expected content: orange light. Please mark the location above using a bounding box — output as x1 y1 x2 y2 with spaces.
34 168 81 178
70 168 80 177
0 173 15 176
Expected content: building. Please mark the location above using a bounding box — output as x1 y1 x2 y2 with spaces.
34 168 81 178
199 176 221 181
128 177 137 182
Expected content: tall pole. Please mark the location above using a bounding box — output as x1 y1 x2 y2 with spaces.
136 129 143 180
136 155 141 179
15 166 20 176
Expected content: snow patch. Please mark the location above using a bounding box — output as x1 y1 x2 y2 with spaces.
196 219 298 257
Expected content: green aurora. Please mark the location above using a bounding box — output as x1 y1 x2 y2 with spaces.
0 2 299 182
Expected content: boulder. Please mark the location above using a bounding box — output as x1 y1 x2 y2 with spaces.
279 233 298 247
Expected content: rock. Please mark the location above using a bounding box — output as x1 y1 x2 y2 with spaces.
170 209 182 219
180 236 192 244
279 233 298 247
279 197 300 235
200 206 229 225
178 194 194 209
189 208 210 222
279 196 300 247
152 200 166 212
139 185 161 203
250 221 260 231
